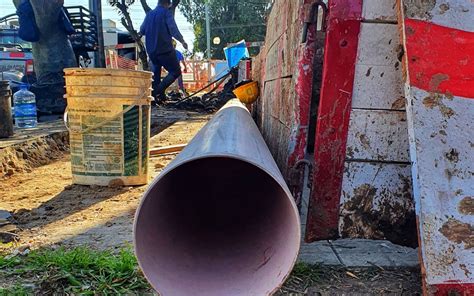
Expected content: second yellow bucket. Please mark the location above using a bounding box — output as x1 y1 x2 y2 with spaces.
233 81 259 104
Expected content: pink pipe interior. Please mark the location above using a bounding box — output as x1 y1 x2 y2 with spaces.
134 157 300 296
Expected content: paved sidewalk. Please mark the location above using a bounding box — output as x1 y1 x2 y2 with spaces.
299 238 419 267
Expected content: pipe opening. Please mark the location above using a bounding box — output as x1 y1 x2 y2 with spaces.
134 157 300 296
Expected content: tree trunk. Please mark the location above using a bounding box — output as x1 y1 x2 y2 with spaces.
13 0 77 113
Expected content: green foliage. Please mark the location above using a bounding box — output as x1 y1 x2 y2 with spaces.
0 247 150 295
0 285 30 296
179 0 271 59
277 262 327 294
290 262 325 283
108 0 151 70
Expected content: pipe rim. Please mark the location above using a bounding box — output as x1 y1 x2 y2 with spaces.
133 154 301 295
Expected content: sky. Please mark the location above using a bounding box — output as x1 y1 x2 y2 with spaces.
0 0 195 51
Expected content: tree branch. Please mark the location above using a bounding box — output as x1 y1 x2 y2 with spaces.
140 0 151 13
115 2 149 70
171 0 180 16
12 0 21 9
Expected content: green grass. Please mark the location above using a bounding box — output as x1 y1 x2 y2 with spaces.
0 285 30 296
291 262 325 282
0 248 329 295
277 262 327 294
0 247 150 295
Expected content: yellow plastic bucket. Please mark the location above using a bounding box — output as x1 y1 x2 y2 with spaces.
233 81 259 104
64 68 153 186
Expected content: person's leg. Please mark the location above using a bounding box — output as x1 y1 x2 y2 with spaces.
178 75 185 92
155 51 182 96
150 59 163 99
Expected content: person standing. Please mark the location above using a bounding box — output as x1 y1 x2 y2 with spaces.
140 0 188 101
173 40 188 95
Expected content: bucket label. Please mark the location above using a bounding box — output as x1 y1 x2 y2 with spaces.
141 105 150 175
69 108 123 176
68 103 148 180
123 105 140 176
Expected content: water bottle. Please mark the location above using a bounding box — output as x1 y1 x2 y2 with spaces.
13 83 37 128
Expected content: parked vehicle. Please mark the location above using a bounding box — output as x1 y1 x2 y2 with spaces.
0 6 98 84
0 22 36 86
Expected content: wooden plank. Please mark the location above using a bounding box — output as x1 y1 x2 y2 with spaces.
288 0 301 26
264 33 291 82
280 78 293 127
346 110 409 162
339 161 416 246
400 0 474 293
285 13 298 78
263 78 281 125
264 0 289 52
287 0 320 167
251 53 262 84
276 124 291 177
263 37 281 82
261 79 292 173
264 78 292 127
362 0 397 22
150 144 187 156
356 23 401 67
407 88 474 291
258 0 318 211
352 64 405 110
264 0 300 83
306 0 363 242
262 116 283 168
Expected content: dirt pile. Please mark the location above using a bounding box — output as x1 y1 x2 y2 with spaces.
0 132 69 178
0 109 210 251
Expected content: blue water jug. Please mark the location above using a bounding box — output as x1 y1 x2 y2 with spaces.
13 83 37 128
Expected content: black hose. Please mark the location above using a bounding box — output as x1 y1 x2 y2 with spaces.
177 70 233 103
204 73 228 97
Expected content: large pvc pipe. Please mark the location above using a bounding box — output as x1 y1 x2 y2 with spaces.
134 99 301 296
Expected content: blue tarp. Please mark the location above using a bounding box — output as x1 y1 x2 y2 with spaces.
214 61 229 80
224 40 249 69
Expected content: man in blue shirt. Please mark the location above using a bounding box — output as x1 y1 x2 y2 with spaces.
140 0 188 101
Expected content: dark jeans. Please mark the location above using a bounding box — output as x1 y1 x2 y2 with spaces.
150 50 182 99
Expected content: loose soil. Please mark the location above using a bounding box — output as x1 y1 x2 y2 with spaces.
0 108 210 251
277 265 421 295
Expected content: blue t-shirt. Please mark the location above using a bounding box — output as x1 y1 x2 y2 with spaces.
175 50 184 61
140 5 184 56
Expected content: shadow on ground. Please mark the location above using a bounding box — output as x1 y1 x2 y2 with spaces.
13 185 127 230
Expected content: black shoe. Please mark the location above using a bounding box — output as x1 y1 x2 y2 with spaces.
156 94 166 101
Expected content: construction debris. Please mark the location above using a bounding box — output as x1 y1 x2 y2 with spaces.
0 209 18 243
150 144 187 156
160 79 237 113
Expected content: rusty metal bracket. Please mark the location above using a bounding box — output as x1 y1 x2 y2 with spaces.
289 159 314 209
301 0 328 43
